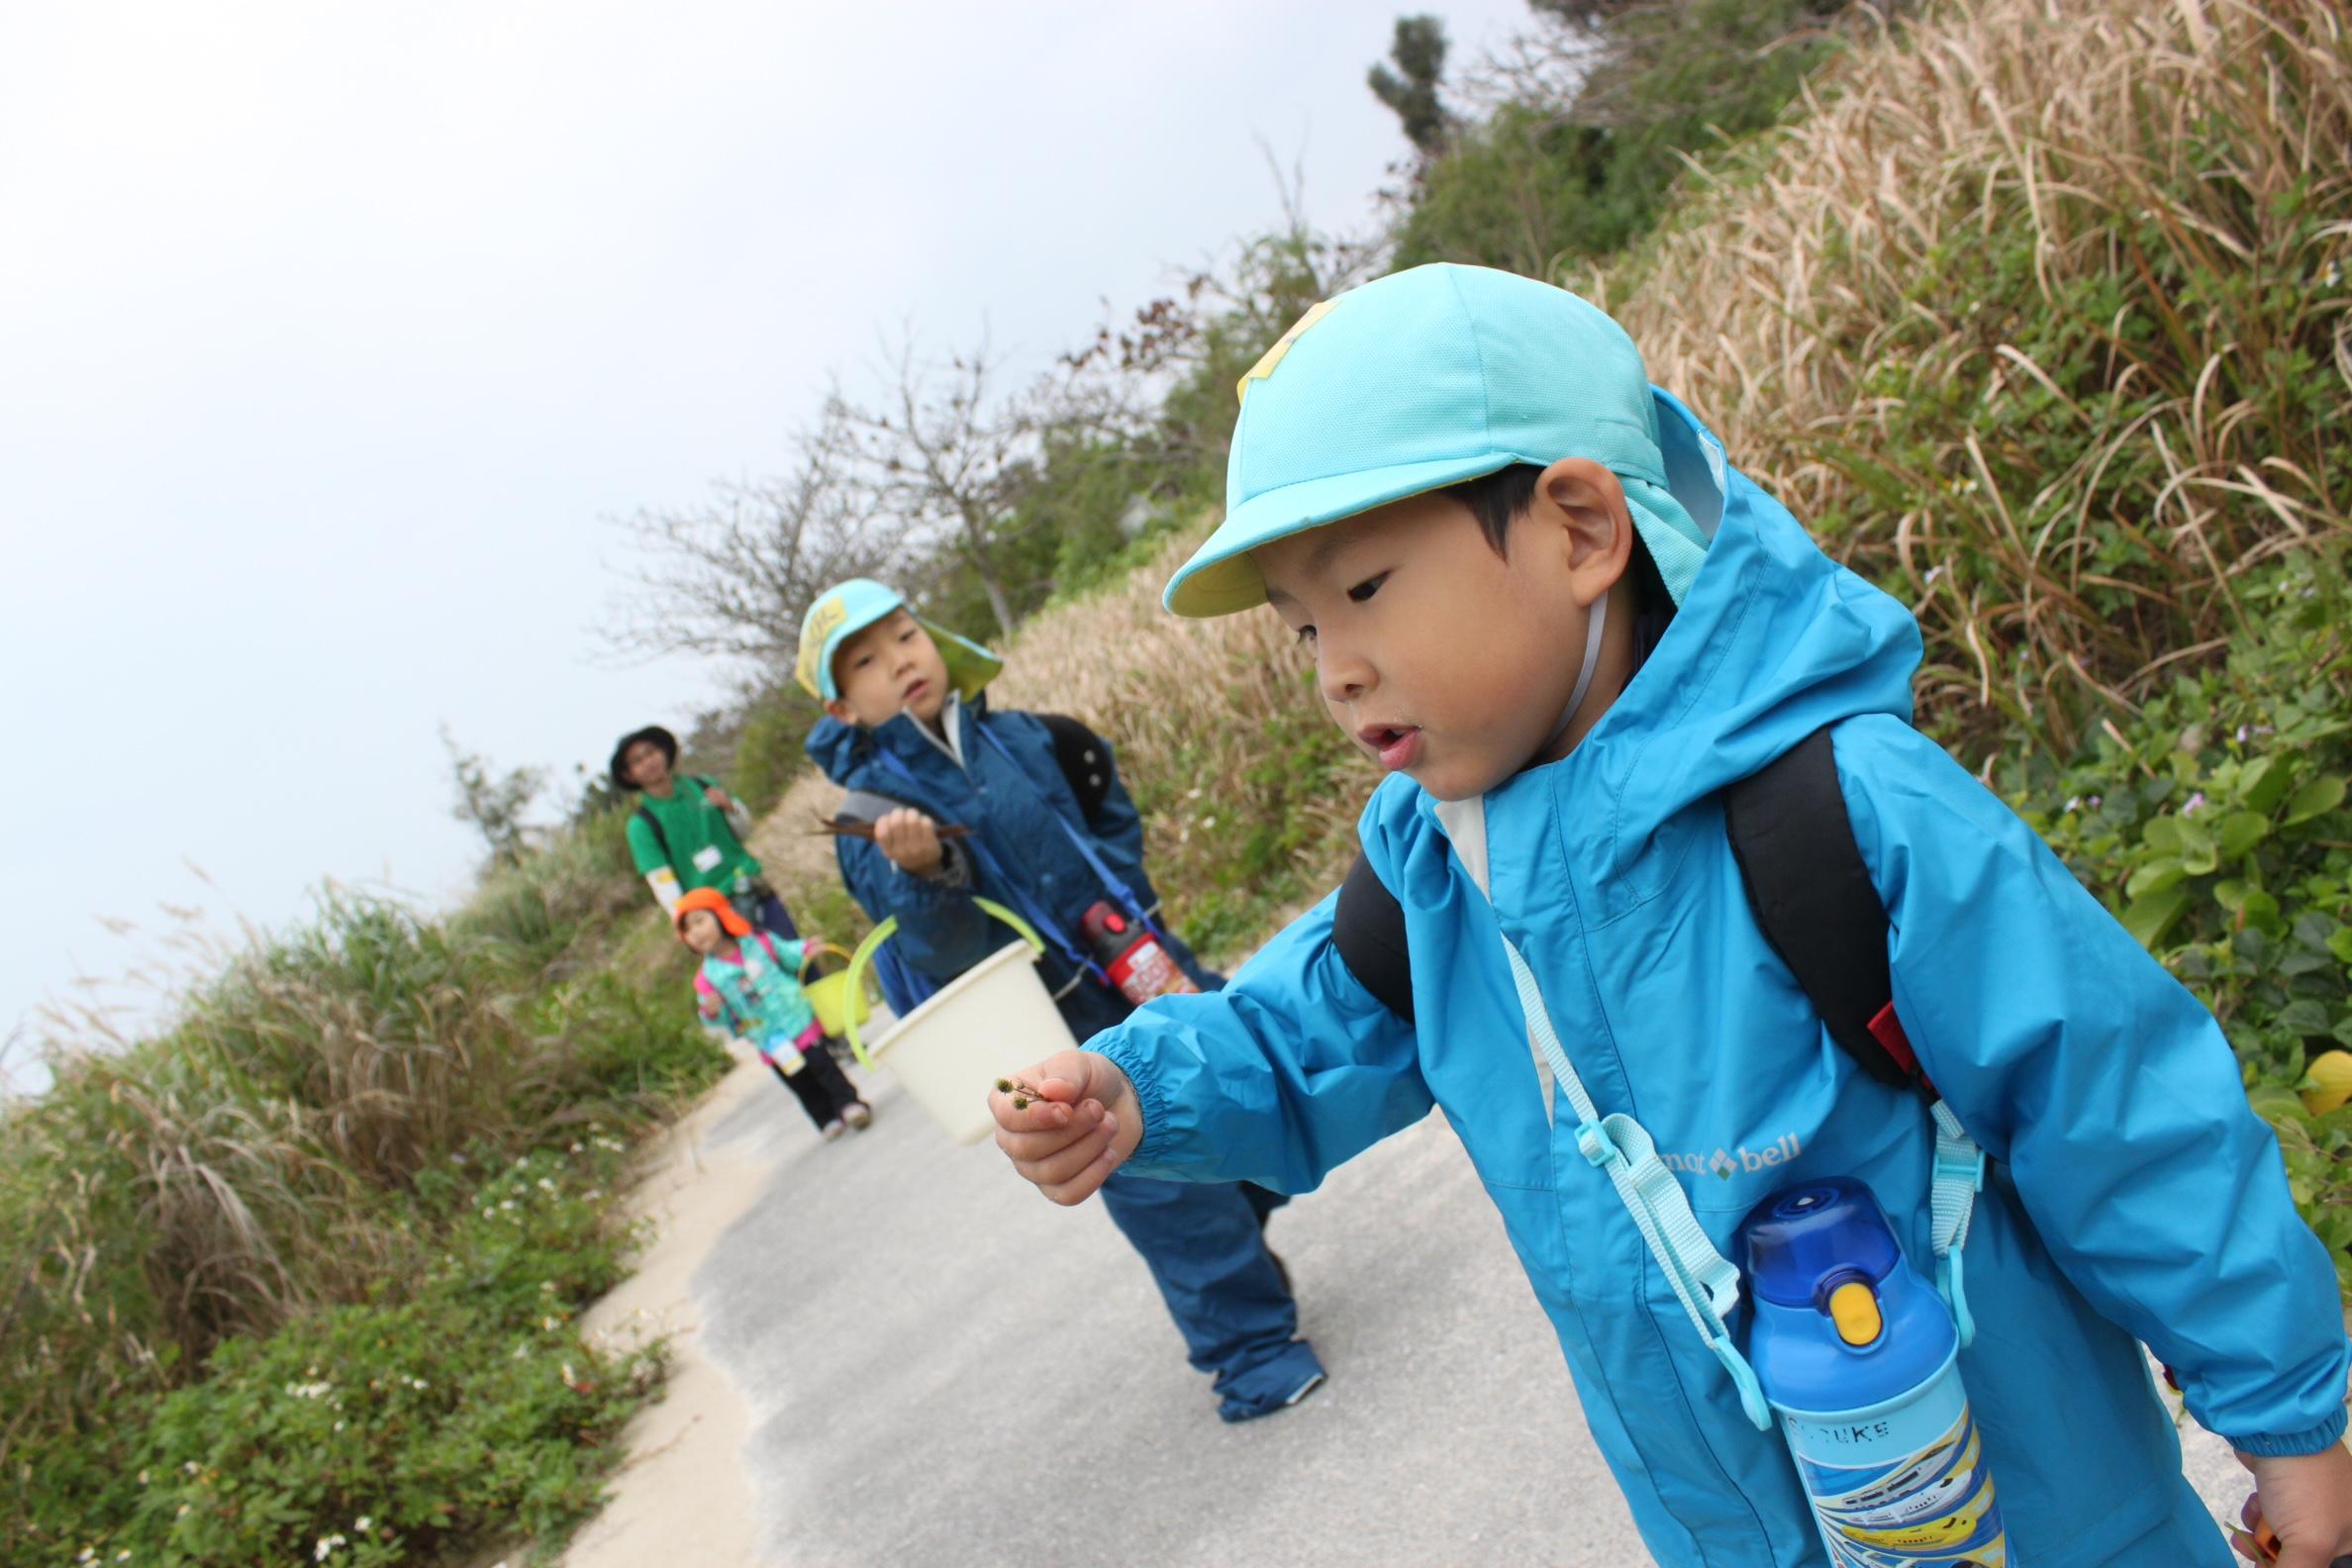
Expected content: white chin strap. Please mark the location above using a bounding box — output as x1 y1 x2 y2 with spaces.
1544 594 1610 752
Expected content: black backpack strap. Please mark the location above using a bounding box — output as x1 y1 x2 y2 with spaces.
635 777 721 868
1721 727 1921 1091
1332 849 1415 1024
635 805 669 864
1035 713 1114 820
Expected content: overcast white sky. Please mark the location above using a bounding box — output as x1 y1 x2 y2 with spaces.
0 0 1532 1085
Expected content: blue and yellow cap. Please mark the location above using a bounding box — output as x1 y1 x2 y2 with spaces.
1164 263 1712 619
795 579 1004 702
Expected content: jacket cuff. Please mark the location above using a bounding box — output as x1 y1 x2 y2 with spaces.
1091 1032 1173 1167
2224 1407 2348 1458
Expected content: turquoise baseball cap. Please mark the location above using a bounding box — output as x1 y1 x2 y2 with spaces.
1164 262 1711 618
795 579 1004 702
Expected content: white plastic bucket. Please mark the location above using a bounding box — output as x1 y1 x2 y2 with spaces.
842 899 1077 1144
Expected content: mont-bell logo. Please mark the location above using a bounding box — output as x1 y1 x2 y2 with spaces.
1663 1133 1806 1181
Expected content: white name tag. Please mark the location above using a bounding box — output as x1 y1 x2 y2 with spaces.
692 844 724 873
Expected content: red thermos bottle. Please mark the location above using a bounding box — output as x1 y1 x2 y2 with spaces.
1079 901 1200 1006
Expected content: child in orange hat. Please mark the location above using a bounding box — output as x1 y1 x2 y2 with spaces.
675 887 872 1139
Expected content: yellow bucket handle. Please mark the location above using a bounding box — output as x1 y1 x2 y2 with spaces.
841 899 1046 1071
797 938 856 980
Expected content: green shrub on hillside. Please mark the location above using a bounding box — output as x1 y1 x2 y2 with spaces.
2009 550 2352 1290
0 893 726 1564
17 1129 671 1567
1394 0 1857 273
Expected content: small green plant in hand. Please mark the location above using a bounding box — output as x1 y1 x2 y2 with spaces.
995 1077 1045 1111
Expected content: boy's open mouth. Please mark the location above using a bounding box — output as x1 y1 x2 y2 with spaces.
902 679 931 704
1357 724 1422 771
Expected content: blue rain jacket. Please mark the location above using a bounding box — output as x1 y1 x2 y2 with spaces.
809 700 1324 1420
1093 392 2350 1565
805 698 1214 1031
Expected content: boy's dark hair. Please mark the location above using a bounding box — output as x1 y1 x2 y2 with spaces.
1443 464 1543 556
1442 462 1672 615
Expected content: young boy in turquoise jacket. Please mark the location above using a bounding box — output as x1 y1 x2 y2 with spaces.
988 264 2352 1566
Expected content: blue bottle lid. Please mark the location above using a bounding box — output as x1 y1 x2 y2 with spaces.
1739 1177 1958 1414
1740 1177 1903 1309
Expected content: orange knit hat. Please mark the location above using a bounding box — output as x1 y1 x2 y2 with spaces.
673 887 751 940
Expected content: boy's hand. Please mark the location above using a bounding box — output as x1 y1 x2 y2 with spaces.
703 784 734 810
990 1050 1142 1205
2232 1444 2352 1566
874 808 945 876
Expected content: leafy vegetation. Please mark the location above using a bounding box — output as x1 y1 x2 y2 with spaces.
4 869 725 1563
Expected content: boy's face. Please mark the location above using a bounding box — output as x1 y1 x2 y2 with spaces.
1254 457 1633 803
826 610 951 730
679 909 726 953
623 738 671 791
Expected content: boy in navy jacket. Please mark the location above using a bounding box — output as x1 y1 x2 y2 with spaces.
800 578 1326 1422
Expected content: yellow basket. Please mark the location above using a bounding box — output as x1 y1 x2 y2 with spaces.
799 940 872 1037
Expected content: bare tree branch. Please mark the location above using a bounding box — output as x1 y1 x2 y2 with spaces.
593 407 900 678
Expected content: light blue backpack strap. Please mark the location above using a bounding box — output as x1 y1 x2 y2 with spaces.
1927 1098 1985 1348
1500 936 1771 1430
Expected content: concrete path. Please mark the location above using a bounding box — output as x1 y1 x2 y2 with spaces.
563 1058 2293 1567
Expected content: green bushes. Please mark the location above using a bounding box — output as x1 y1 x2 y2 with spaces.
1394 0 1856 274
0 893 726 1565
2009 551 2352 1290
18 1131 669 1566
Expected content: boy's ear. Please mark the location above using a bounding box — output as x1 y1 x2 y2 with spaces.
1533 457 1633 604
823 697 859 726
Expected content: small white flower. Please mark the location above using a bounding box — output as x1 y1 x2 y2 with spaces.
183 1461 200 1475
1200 816 1218 830
411 1377 429 1391
2064 796 2080 813
542 1316 560 1331
539 1281 556 1294
537 1178 556 1193
569 1141 584 1153
354 1517 371 1532
315 1538 334 1562
138 1469 149 1485
560 1361 577 1385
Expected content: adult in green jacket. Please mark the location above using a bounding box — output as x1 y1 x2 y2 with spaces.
611 725 799 939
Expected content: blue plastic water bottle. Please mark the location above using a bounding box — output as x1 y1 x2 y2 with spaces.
1738 1178 2009 1568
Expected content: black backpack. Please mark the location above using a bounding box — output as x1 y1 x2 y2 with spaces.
1330 728 1934 1096
633 776 720 865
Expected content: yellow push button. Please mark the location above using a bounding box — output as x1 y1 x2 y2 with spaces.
1828 1281 1883 1346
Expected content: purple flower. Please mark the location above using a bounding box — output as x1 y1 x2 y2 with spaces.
2183 792 2206 816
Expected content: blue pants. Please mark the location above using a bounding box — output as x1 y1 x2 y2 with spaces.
1098 1171 1323 1421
